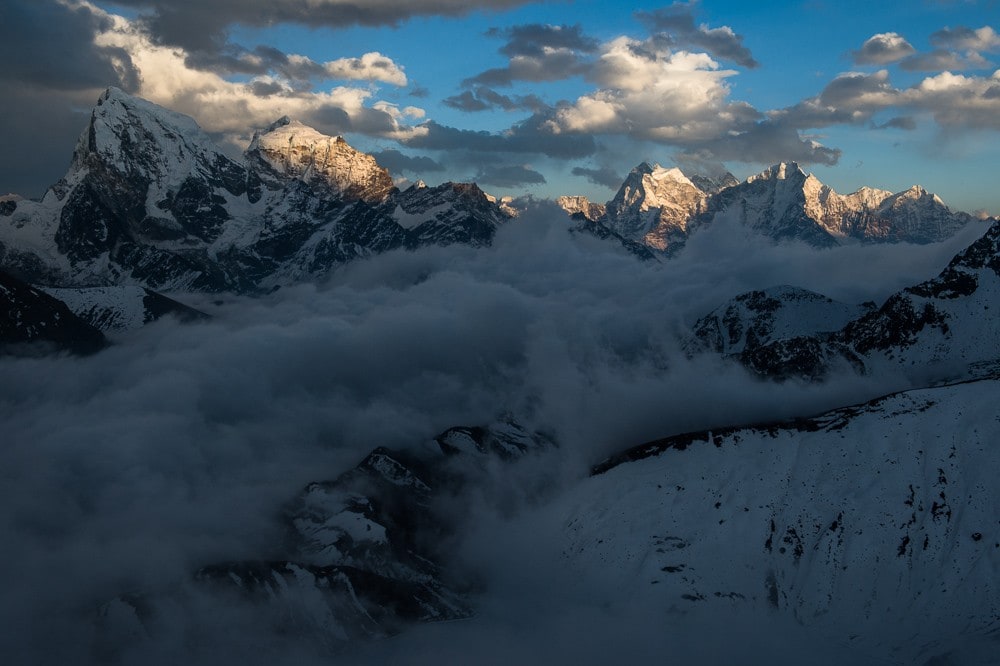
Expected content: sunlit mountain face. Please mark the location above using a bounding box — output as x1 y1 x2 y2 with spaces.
2 2 999 664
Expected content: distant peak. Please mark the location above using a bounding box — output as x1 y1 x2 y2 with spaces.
650 165 692 185
97 86 138 105
748 161 807 184
247 120 393 202
72 87 219 179
251 117 343 145
99 87 121 102
626 162 695 188
262 116 292 133
775 162 803 179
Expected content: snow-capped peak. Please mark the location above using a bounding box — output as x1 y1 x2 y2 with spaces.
70 87 236 188
747 162 807 184
248 117 342 153
246 117 393 202
628 162 695 188
650 165 696 188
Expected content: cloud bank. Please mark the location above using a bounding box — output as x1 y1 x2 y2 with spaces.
1 202 986 664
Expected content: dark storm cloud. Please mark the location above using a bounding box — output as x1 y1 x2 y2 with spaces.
0 89 100 197
475 164 547 188
464 23 597 87
247 80 289 97
300 104 404 137
572 165 623 189
635 4 759 68
491 23 599 58
404 115 598 159
104 0 536 53
370 149 446 176
0 1 139 91
0 200 983 664
464 49 588 86
443 87 547 113
184 44 322 82
184 45 408 89
0 1 139 197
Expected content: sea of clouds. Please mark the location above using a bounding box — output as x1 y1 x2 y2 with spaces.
0 203 989 664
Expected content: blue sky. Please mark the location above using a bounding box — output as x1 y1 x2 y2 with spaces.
2 1 999 213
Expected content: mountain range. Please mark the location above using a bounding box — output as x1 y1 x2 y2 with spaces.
686 218 1000 383
3 89 1000 662
561 161 980 255
0 88 510 298
0 88 990 354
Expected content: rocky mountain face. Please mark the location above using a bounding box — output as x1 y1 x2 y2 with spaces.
603 163 709 251
0 269 105 355
687 285 875 357
562 161 979 255
688 171 740 194
555 195 605 222
3 87 999 664
688 219 1000 382
40 285 207 331
99 419 553 653
0 88 512 295
246 117 394 203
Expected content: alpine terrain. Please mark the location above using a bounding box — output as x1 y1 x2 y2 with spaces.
562 161 979 255
0 88 513 296
1 86 999 666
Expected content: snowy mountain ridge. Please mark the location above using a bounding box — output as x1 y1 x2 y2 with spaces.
689 218 1000 383
574 372 1000 663
562 160 980 255
246 116 394 203
0 88 512 295
687 285 876 357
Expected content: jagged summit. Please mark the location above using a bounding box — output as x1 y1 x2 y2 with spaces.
627 162 696 186
69 87 242 192
688 171 739 195
602 161 709 250
688 285 876 358
695 217 1000 382
747 161 807 183
246 116 393 203
0 89 511 294
562 158 976 256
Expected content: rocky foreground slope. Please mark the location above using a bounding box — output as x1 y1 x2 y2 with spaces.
576 373 1000 663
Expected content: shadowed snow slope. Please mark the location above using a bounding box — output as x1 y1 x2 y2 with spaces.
577 374 1000 664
